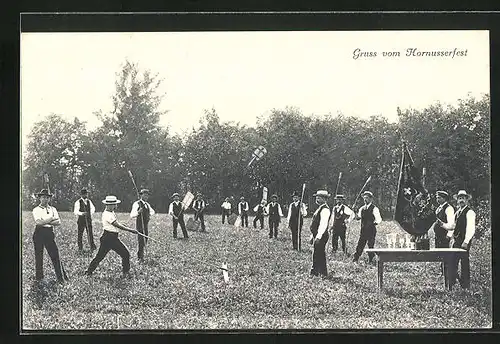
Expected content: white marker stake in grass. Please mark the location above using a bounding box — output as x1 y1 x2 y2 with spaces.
222 262 229 283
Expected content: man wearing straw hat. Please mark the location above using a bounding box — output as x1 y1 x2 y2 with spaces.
32 189 69 283
168 193 189 239
130 189 156 262
266 194 284 239
432 190 455 249
449 190 476 289
84 195 137 277
287 191 308 250
73 188 96 252
309 190 331 277
352 190 382 265
329 194 355 255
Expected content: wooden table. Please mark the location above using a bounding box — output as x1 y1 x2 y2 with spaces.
364 248 469 291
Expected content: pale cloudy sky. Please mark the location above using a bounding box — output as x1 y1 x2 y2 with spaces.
21 30 490 150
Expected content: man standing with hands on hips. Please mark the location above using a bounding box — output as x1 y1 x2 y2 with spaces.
309 190 331 277
73 188 96 252
449 190 476 289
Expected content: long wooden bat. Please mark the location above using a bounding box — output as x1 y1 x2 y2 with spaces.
345 175 372 255
298 183 306 252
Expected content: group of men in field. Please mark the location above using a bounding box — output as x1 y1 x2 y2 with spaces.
30 185 476 290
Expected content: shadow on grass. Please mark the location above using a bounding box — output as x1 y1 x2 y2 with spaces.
26 279 59 308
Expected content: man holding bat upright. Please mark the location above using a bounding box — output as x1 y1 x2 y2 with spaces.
73 188 96 252
169 193 189 239
352 191 382 265
287 191 307 250
130 189 156 262
329 194 354 255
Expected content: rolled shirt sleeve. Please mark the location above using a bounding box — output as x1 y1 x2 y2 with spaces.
278 204 284 217
344 205 355 224
168 203 174 215
148 203 156 215
463 210 476 244
130 201 139 218
373 206 382 225
73 200 83 216
287 204 293 222
89 200 96 215
316 208 331 239
443 205 455 236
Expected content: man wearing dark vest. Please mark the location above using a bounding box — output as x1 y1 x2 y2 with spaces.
221 197 232 224
193 193 208 232
265 194 284 239
73 188 96 252
309 190 331 277
449 190 476 289
32 189 69 283
238 196 250 228
168 193 189 239
130 189 156 261
433 190 455 249
287 191 308 250
253 199 267 230
329 194 354 254
352 191 382 264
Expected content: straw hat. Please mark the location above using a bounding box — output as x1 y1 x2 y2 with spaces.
102 195 121 204
453 190 472 200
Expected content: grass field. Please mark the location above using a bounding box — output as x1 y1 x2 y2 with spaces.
21 211 492 330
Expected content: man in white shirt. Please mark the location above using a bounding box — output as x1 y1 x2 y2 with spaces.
221 197 232 224
287 191 307 250
309 190 331 277
266 194 284 239
432 190 455 249
238 196 250 228
73 188 96 252
449 190 476 289
329 194 354 254
193 193 208 232
85 195 138 277
352 191 382 265
130 189 156 261
253 199 267 230
168 193 189 239
32 189 69 283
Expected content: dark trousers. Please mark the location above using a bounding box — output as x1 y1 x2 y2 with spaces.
86 231 130 274
353 225 377 262
434 228 450 248
240 212 249 227
253 215 264 229
77 216 96 250
269 216 280 238
222 210 231 224
331 224 347 253
33 226 69 281
311 232 329 276
173 216 188 238
195 212 206 231
289 218 303 250
450 239 471 289
136 218 149 260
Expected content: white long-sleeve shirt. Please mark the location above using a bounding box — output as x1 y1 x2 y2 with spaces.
315 206 331 240
221 201 232 211
265 202 284 217
238 201 249 214
130 199 156 218
286 202 308 223
168 201 183 216
328 204 355 228
453 207 476 245
357 203 382 225
33 205 61 227
435 202 455 237
73 198 95 216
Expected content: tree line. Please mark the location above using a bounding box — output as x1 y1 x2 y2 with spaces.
22 61 490 229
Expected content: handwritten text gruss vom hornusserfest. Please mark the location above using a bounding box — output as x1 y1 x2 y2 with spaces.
352 48 468 60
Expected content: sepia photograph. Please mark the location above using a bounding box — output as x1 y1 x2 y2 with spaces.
20 25 491 330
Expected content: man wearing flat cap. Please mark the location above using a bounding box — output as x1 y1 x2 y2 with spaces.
193 193 208 232
309 190 331 277
287 191 308 250
329 194 354 255
352 190 382 264
433 191 455 249
168 193 189 239
449 190 476 289
130 189 156 261
32 189 69 283
265 194 284 239
73 188 96 252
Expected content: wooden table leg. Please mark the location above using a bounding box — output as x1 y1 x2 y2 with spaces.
445 256 454 291
443 259 448 289
463 253 471 289
378 260 384 290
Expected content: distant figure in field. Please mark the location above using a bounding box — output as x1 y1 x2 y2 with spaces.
352 191 382 265
221 197 232 224
287 191 307 250
85 195 137 278
309 190 331 277
329 194 354 255
193 193 208 232
238 196 249 228
73 188 96 252
253 199 267 230
130 188 156 262
266 194 284 239
32 189 69 283
168 193 189 239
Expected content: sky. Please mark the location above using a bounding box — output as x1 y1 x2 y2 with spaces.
21 30 490 151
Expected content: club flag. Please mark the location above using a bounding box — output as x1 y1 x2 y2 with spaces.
394 142 435 236
182 192 195 210
262 187 268 202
